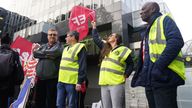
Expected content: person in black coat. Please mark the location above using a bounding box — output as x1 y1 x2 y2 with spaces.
0 35 24 108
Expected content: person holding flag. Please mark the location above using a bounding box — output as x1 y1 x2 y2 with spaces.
57 31 87 108
63 5 95 108
91 21 134 108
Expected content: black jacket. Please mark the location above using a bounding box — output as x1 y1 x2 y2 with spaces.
0 44 24 96
34 42 63 80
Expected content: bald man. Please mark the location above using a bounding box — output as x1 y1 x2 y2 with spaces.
131 2 185 108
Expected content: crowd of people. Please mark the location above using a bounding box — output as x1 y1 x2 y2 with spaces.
0 2 185 108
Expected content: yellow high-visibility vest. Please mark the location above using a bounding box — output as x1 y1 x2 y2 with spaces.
149 14 185 80
99 46 132 85
58 43 85 84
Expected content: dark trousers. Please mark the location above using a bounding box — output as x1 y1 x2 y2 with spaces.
34 78 57 108
0 92 8 108
78 92 86 108
0 86 19 108
145 87 178 108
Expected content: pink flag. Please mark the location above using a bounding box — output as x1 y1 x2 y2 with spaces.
69 6 96 41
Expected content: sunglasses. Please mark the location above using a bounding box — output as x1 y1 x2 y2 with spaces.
48 34 57 36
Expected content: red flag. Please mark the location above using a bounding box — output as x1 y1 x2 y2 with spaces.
11 36 33 74
69 6 96 41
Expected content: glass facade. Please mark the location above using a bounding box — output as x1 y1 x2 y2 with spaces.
14 0 122 23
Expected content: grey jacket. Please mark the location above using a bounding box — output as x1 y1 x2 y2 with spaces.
34 42 63 80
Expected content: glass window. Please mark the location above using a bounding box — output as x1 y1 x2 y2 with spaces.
34 5 39 16
49 0 55 8
43 15 48 22
30 6 35 17
34 23 38 34
100 0 104 7
68 0 75 11
92 0 100 9
104 0 112 6
44 0 49 9
61 0 67 14
61 6 67 15
54 9 60 19
28 27 31 36
61 14 66 21
114 0 120 2
48 12 54 19
75 0 83 6
22 29 26 38
56 0 61 5
39 0 45 14
31 25 35 35
38 17 43 22
84 0 91 9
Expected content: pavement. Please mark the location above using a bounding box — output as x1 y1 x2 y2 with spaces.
125 68 192 108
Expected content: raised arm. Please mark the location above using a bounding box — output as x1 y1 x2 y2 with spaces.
91 21 104 49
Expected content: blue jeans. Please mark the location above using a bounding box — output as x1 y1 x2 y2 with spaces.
57 82 78 108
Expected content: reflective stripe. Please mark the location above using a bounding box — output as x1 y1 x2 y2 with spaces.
71 44 81 59
100 68 124 75
149 17 166 44
103 58 124 67
62 44 81 61
60 66 78 72
119 48 128 61
62 57 76 62
150 39 166 44
103 48 128 67
150 53 184 62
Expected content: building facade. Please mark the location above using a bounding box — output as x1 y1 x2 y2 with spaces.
0 7 36 40
0 7 7 37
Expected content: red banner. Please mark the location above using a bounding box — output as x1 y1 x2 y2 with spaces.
11 36 33 73
69 6 96 41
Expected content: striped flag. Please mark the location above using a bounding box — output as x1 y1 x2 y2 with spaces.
9 78 33 108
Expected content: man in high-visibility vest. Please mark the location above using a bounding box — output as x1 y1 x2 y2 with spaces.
131 2 185 108
57 31 87 108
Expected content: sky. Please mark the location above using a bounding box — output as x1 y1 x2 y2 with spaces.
0 0 191 42
165 0 192 42
0 0 15 12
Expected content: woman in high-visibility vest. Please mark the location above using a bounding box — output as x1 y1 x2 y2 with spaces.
91 21 134 108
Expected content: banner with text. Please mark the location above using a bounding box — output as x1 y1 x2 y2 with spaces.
69 6 96 41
